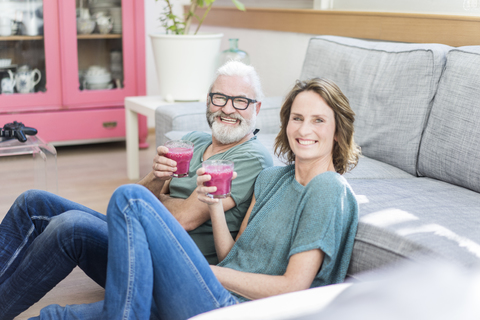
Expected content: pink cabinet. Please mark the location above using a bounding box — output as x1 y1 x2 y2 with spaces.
0 0 147 146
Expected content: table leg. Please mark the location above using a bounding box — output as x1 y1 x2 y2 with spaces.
126 107 139 180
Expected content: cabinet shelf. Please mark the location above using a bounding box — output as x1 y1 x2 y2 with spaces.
0 36 44 41
77 34 123 40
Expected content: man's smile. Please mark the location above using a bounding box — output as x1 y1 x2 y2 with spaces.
219 116 239 125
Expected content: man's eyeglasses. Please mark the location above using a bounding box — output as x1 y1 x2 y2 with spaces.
208 93 257 110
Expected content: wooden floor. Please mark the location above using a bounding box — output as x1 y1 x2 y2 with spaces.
0 133 157 319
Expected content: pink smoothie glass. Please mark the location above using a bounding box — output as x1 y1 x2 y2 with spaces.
164 140 194 178
202 160 234 199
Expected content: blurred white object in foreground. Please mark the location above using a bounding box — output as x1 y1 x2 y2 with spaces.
190 259 480 320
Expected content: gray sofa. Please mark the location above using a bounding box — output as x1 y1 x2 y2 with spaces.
155 35 480 280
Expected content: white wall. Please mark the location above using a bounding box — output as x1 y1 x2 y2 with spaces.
144 0 480 127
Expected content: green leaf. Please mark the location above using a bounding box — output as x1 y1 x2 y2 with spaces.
205 0 216 5
231 0 245 11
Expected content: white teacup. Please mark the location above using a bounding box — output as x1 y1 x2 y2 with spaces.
1 70 15 94
0 17 12 36
1 78 15 94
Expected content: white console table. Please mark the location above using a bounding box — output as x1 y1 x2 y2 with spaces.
125 96 174 180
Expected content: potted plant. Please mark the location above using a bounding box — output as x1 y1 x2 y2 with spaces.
150 0 245 102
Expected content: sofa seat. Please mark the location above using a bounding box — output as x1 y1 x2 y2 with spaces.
348 177 480 278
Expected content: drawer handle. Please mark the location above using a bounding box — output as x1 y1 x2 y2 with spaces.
103 121 117 129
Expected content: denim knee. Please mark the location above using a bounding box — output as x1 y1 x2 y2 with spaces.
46 211 106 257
112 184 148 200
14 189 53 207
109 184 168 219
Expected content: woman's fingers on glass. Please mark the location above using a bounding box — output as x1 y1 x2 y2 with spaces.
232 171 237 180
196 186 219 203
196 172 211 188
196 167 206 177
197 184 217 194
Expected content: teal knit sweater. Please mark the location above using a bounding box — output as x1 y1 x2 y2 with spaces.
218 165 359 302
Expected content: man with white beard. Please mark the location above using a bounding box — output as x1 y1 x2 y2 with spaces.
0 61 273 319
138 60 273 264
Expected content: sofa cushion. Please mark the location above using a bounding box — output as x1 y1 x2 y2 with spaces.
347 177 480 279
344 156 414 180
418 47 480 193
300 36 451 175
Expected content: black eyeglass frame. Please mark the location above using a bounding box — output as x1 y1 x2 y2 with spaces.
208 92 257 110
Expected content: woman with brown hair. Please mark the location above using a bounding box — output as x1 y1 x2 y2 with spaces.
196 78 361 303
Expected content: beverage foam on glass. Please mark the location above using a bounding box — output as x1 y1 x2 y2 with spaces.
202 160 234 199
164 140 194 178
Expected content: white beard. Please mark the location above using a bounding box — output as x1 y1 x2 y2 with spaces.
207 107 257 145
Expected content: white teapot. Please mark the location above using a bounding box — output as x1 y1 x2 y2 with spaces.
1 70 16 94
95 13 113 34
15 65 41 94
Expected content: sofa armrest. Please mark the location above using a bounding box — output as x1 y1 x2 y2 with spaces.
155 102 210 147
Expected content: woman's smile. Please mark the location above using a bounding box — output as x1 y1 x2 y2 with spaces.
297 139 317 146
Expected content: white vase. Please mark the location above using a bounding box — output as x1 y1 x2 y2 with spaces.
149 33 223 102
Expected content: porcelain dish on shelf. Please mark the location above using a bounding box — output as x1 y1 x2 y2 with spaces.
83 65 112 89
84 73 111 84
77 18 96 34
0 59 12 68
86 82 113 90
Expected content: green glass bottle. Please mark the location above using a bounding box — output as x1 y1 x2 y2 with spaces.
218 38 250 68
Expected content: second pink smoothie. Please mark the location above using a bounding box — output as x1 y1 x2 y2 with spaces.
204 164 234 198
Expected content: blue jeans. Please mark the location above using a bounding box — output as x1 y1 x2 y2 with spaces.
0 190 108 320
34 184 237 320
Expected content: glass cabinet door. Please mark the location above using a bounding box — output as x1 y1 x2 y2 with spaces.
0 0 62 113
58 0 138 108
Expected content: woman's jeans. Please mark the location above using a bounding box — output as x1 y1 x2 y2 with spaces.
0 190 108 320
34 184 237 320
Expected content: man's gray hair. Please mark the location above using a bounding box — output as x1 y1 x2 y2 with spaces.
210 60 264 101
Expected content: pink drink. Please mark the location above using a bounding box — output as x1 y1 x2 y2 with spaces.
166 148 193 177
164 140 194 178
203 161 234 198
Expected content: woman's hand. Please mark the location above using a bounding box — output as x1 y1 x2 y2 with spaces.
152 146 177 180
196 167 237 205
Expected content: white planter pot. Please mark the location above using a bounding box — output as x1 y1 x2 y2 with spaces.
149 33 224 102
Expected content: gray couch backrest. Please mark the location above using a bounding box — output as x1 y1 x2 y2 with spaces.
300 36 451 176
418 46 480 193
155 102 210 146
254 96 283 134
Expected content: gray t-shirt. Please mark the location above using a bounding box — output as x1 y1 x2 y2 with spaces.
169 131 273 264
218 165 359 302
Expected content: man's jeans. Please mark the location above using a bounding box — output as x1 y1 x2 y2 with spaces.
34 184 238 320
0 190 108 319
